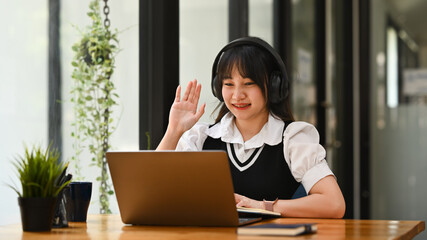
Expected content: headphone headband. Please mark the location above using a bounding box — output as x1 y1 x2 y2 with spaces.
211 37 289 103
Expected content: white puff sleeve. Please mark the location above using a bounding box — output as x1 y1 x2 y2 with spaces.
283 122 334 194
175 123 210 151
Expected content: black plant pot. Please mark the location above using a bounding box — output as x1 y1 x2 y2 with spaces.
81 40 111 66
64 182 92 222
18 197 57 232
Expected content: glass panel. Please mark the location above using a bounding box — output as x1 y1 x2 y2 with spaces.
180 0 228 123
61 0 139 214
325 0 339 171
386 27 399 108
249 0 274 45
291 0 317 125
371 1 427 238
0 1 48 225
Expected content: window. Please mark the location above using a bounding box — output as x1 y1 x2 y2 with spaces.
0 0 48 224
61 0 139 214
179 0 228 123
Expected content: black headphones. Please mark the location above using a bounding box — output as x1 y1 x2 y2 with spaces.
211 37 289 103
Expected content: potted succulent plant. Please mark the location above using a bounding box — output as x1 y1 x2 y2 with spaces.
8 145 71 231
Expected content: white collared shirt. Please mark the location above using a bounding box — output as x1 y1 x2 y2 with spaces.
176 112 334 194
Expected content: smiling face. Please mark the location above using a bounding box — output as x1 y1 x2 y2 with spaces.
222 66 269 126
213 44 294 125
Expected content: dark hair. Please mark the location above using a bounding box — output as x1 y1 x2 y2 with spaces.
213 45 294 123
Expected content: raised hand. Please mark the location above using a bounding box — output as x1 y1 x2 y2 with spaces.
168 79 206 134
156 79 205 150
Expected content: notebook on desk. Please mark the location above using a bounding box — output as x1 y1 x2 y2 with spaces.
106 150 262 227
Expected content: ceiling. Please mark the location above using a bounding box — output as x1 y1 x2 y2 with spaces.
385 0 427 44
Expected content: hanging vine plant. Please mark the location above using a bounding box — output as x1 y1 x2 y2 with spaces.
70 0 119 214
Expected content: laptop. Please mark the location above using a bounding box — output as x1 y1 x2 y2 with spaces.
106 150 261 227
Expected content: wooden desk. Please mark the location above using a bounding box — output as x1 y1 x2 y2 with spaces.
0 214 424 239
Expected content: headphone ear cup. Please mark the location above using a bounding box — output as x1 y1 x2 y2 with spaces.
269 71 289 103
211 76 223 101
269 72 282 103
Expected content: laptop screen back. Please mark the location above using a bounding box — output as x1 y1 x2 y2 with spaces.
107 151 240 227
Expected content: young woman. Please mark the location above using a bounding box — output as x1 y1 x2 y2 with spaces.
157 37 345 218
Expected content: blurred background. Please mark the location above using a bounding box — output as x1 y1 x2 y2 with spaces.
1 0 426 238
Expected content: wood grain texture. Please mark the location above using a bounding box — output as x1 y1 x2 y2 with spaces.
0 214 424 240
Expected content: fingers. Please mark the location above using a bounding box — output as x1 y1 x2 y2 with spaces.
175 85 181 102
234 194 262 209
187 79 198 103
182 80 193 101
235 194 244 207
195 103 206 121
234 193 242 204
192 82 202 104
236 201 244 208
181 79 202 104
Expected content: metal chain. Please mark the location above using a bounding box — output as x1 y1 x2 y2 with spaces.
103 0 111 39
101 0 111 214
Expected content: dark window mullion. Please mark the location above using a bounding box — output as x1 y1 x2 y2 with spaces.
315 0 326 146
273 0 292 72
229 0 248 41
359 0 370 219
48 0 62 155
139 0 179 150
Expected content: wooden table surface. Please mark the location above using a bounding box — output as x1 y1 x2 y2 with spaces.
0 214 424 239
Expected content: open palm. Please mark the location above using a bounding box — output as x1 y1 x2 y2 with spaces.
168 79 205 134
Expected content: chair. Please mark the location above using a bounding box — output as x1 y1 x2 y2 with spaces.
291 184 307 199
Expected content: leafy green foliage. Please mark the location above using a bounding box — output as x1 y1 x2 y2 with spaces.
70 0 119 214
145 132 151 150
9 145 71 198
